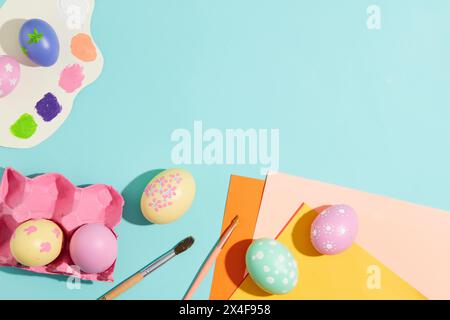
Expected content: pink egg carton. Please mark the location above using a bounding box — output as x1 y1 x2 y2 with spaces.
0 167 124 282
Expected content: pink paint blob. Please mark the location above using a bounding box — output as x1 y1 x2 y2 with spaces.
52 227 61 239
69 223 118 274
59 64 85 93
0 55 20 98
311 204 358 255
40 242 52 253
25 226 37 235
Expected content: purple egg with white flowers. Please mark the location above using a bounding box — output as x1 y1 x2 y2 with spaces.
311 204 358 255
19 19 60 67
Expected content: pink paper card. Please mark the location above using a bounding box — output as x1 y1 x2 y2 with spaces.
255 172 450 300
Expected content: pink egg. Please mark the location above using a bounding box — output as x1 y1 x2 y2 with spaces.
69 224 118 274
311 204 358 255
0 55 20 98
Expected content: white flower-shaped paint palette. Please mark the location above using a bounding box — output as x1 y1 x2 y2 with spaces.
0 0 103 148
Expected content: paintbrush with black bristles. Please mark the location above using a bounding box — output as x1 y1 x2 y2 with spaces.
99 236 195 300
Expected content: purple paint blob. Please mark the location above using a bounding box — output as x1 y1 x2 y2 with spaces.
35 93 62 122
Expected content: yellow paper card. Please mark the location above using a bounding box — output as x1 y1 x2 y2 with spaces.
231 204 426 300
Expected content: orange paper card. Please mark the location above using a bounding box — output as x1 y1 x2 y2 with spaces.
209 175 265 300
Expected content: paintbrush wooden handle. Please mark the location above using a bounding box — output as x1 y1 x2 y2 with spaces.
99 273 144 300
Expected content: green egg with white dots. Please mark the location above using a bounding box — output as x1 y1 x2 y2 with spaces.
246 238 298 295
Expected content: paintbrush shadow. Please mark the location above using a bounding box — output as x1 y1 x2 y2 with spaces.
0 266 93 285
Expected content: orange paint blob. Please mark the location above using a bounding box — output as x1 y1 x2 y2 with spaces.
71 33 97 62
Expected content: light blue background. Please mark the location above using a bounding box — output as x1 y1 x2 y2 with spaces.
0 0 449 300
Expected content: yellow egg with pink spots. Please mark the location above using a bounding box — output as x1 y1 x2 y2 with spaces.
10 219 63 267
141 169 196 224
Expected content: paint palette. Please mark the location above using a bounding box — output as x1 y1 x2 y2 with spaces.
0 0 103 149
0 167 124 282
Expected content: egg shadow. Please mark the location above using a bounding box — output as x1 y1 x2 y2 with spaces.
238 277 271 298
225 239 271 298
292 205 331 257
0 19 38 67
0 266 94 285
225 239 252 287
121 169 165 226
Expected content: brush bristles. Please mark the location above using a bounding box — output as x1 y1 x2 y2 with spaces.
175 236 195 255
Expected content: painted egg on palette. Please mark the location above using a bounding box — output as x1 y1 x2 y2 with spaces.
311 204 358 255
10 219 64 267
0 55 20 98
246 239 298 295
141 169 196 224
19 19 60 67
0 0 103 149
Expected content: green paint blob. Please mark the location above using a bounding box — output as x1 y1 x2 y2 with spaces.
21 46 29 57
10 113 38 139
28 28 43 44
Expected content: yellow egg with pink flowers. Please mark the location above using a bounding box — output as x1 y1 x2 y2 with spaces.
10 219 64 267
141 169 196 224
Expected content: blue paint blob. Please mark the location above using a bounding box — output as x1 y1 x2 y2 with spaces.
35 93 62 122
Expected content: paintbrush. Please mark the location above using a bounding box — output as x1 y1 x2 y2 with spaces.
99 236 195 300
184 216 239 300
